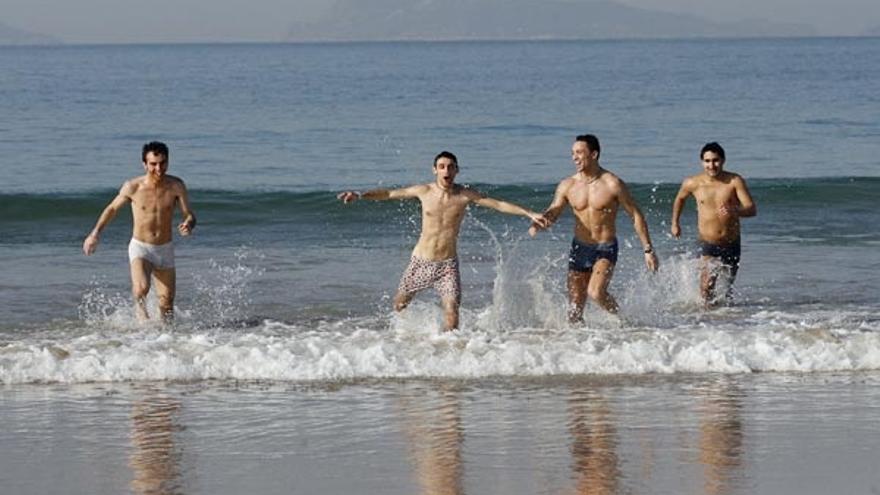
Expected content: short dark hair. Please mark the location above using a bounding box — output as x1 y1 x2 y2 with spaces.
434 150 458 167
142 141 169 162
700 142 725 161
575 134 600 158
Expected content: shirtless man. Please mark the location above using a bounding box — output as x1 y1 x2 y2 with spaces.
529 134 658 322
337 151 547 331
671 142 756 305
83 141 196 322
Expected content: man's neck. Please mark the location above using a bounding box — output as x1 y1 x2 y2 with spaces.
435 182 456 194
145 175 165 187
577 164 602 182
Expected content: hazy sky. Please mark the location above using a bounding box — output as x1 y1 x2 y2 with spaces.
2 0 879 43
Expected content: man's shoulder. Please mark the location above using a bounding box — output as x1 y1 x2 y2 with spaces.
709 171 744 186
601 169 623 183
682 174 702 187
121 176 144 193
597 169 626 192
405 182 433 198
558 176 577 189
457 184 483 198
414 182 433 193
724 171 746 183
165 175 187 186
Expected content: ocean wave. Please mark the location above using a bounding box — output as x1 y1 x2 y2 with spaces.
3 304 879 385
1 177 876 225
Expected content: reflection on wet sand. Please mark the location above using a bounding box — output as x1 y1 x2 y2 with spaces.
697 382 744 495
566 390 621 495
398 384 464 495
129 392 183 495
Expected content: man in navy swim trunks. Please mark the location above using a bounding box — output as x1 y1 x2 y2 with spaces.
530 134 658 322
670 142 757 306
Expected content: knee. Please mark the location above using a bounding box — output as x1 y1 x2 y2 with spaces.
132 283 150 300
587 286 606 302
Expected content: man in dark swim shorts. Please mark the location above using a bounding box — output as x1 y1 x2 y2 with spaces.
671 142 756 306
530 134 658 323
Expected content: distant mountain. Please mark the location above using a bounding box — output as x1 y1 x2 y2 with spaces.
0 22 60 45
285 0 816 42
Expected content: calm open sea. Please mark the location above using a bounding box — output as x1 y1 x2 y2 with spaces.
1 38 879 493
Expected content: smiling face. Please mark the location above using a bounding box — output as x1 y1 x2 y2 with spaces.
701 150 725 178
571 140 598 174
142 151 168 181
433 156 458 190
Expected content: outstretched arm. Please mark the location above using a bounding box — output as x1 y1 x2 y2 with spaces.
670 179 693 238
337 184 426 204
176 180 197 236
528 181 569 236
618 181 659 272
83 183 133 255
465 189 548 228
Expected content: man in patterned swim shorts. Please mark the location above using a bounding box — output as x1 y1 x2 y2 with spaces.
338 151 548 331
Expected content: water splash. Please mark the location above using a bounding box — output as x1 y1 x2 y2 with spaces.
188 247 264 329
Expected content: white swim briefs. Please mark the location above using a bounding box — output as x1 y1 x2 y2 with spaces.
128 238 175 269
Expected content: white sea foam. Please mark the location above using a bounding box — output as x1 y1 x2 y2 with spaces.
5 238 874 384
3 302 880 384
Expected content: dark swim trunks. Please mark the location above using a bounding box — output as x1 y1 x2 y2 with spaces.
699 240 741 275
568 238 619 272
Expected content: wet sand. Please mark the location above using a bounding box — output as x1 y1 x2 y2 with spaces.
2 372 879 494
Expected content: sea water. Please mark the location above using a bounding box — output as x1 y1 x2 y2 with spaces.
1 38 879 493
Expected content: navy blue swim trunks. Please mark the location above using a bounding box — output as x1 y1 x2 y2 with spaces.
698 240 741 271
568 238 619 272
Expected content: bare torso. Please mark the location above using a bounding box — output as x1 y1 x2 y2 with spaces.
126 175 186 245
411 184 472 260
688 173 742 244
563 171 621 244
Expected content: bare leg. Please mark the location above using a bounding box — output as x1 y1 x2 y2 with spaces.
567 270 591 323
152 267 176 323
700 256 719 307
723 263 739 301
394 290 415 312
440 296 460 332
587 259 619 314
130 258 153 322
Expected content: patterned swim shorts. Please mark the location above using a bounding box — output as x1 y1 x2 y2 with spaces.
397 256 461 303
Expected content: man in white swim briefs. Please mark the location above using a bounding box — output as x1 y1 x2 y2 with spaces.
83 141 196 322
338 151 548 331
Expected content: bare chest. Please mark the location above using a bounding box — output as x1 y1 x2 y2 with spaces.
567 184 616 212
130 187 178 215
422 195 469 224
694 183 737 208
